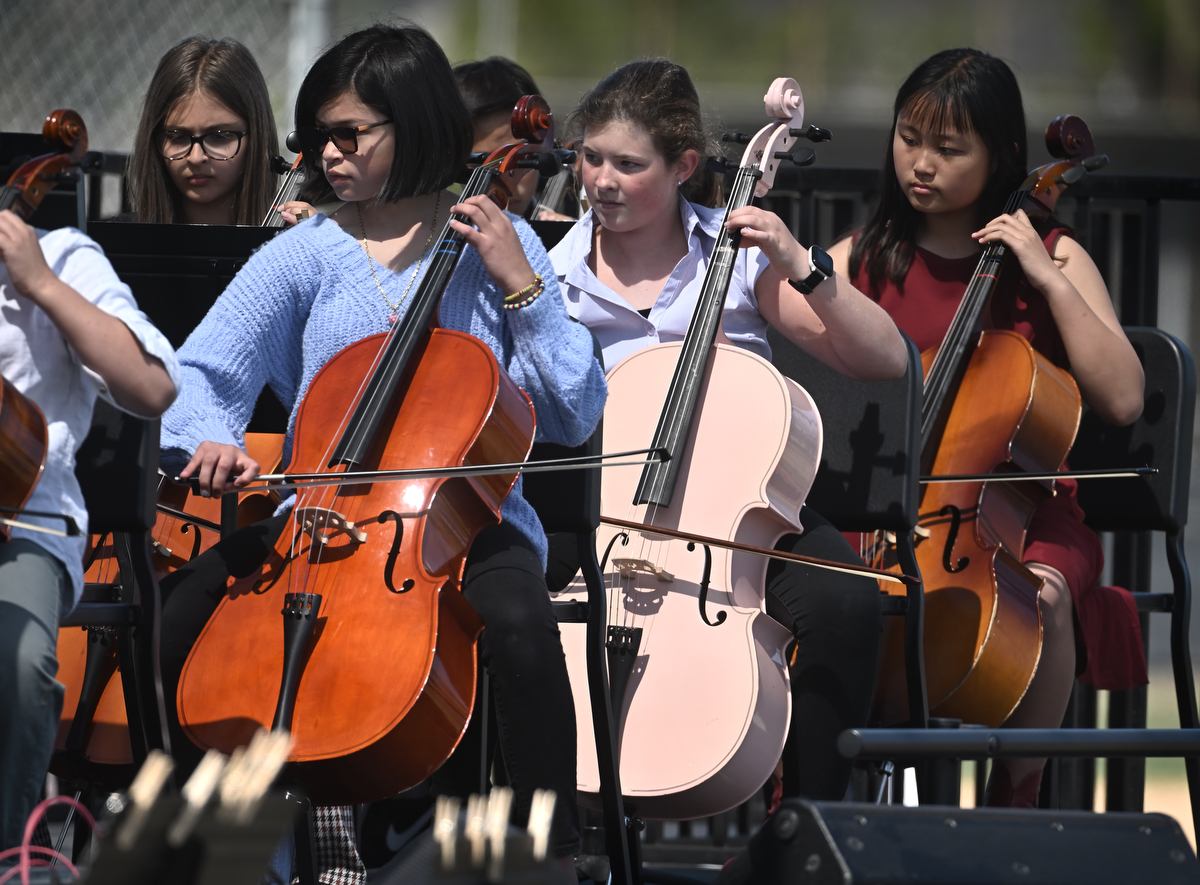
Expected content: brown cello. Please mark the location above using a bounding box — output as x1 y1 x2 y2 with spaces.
0 377 49 540
53 434 284 785
872 115 1108 727
174 98 556 805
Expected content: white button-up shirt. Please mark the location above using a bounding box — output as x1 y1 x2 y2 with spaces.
0 227 179 604
549 198 773 370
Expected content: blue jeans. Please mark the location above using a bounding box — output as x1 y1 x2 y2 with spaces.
0 539 70 851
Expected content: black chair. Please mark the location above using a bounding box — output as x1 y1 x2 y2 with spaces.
1062 326 1199 823
767 327 928 730
520 424 642 885
53 399 170 785
838 327 1200 837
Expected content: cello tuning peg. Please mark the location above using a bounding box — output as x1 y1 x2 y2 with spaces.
270 155 291 175
515 151 566 176
1055 165 1087 186
554 148 577 165
1083 153 1110 171
774 146 817 167
721 130 752 145
790 124 832 143
285 130 303 154
706 155 737 175
80 151 105 173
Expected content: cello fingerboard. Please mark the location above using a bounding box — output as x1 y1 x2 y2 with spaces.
633 164 762 507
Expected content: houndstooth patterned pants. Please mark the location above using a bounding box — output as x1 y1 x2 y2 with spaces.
311 805 366 885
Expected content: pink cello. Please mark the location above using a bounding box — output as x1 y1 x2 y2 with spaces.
557 79 827 820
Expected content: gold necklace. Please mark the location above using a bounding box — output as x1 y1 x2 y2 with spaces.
356 191 441 325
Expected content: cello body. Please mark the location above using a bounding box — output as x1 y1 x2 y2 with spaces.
177 328 534 805
558 342 821 819
0 374 49 540
872 330 1080 727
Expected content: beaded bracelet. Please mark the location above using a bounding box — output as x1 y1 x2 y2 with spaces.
502 273 545 311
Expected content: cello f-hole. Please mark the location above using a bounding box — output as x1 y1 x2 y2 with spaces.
180 522 204 561
377 510 414 593
687 541 725 627
600 531 630 572
938 505 970 574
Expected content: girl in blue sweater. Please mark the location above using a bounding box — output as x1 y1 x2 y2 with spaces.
157 24 604 880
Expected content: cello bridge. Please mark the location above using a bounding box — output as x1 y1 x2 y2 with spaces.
296 507 368 546
611 558 673 582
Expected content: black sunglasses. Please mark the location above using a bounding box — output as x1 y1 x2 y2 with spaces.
289 120 393 155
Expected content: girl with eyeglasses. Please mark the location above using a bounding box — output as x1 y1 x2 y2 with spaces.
127 37 281 225
156 24 604 882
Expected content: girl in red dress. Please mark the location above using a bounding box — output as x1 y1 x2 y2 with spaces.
830 48 1148 807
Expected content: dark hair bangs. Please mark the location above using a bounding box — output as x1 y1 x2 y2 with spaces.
899 87 975 139
849 48 1030 296
295 24 472 204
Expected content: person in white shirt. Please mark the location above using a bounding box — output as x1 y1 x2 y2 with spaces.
0 208 178 852
548 60 906 805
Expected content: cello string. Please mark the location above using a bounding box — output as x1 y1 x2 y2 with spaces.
622 160 758 642
294 162 503 604
922 186 1027 420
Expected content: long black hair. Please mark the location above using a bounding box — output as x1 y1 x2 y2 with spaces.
294 24 473 205
849 48 1028 296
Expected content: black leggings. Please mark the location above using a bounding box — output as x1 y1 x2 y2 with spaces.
159 517 580 857
765 507 881 800
547 506 880 802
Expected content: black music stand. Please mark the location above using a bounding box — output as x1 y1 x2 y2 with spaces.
88 221 289 434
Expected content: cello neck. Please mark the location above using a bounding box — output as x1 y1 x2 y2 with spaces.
0 185 23 214
919 114 1103 466
328 162 500 469
262 156 307 228
632 164 762 507
919 186 1026 457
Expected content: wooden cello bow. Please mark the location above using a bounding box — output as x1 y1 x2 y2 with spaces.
871 115 1108 728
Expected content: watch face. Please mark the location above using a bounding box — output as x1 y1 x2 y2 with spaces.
811 245 834 278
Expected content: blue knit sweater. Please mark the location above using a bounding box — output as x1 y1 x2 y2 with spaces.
160 212 606 565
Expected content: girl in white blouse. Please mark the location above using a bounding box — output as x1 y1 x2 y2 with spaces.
548 60 905 805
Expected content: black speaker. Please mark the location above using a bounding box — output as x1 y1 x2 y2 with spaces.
715 800 1200 885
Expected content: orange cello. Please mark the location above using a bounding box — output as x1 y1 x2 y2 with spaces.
53 434 284 785
871 116 1108 727
556 79 830 820
174 97 557 805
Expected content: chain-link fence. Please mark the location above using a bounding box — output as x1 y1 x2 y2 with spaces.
0 0 293 216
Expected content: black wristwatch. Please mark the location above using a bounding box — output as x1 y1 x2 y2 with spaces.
788 244 834 295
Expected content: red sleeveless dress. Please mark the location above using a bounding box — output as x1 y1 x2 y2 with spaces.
852 229 1147 690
